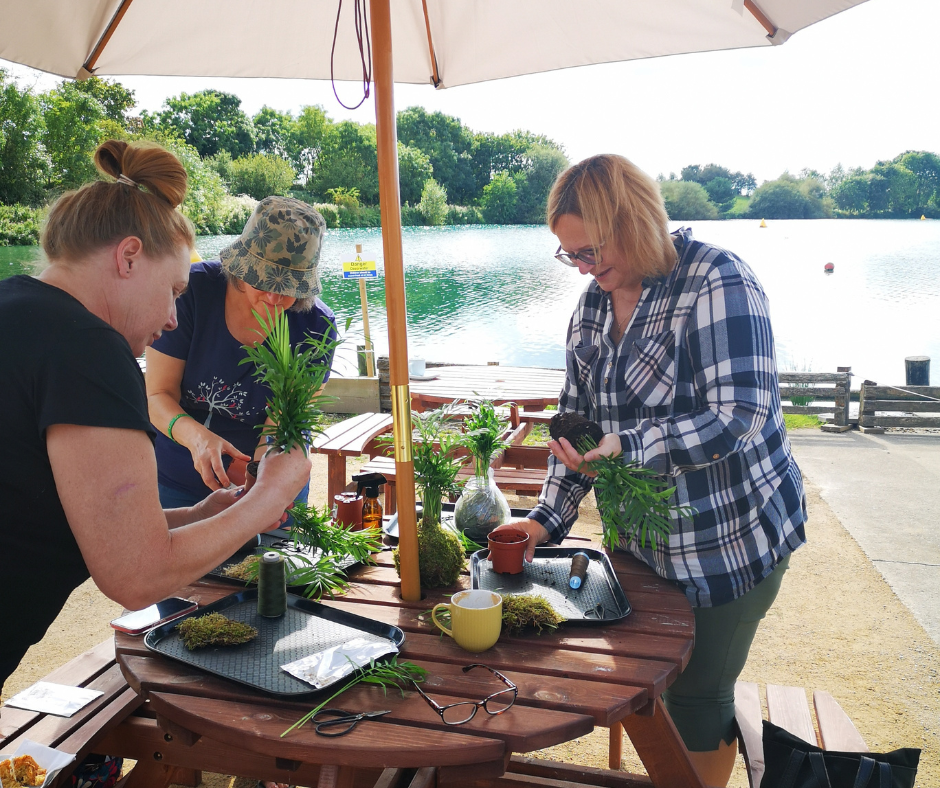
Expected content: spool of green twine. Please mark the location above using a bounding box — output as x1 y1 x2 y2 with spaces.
257 551 287 617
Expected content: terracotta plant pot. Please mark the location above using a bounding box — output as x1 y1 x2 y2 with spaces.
487 528 530 575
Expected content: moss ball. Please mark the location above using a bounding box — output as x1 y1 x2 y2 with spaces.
393 520 465 589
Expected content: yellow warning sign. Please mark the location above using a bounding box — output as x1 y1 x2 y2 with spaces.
342 259 378 279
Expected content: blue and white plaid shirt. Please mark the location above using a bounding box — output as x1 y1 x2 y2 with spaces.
528 228 806 607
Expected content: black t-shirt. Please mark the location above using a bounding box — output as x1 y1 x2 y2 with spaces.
0 276 154 688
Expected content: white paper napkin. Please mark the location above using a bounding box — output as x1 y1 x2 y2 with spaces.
3 681 103 716
0 739 76 787
280 637 398 689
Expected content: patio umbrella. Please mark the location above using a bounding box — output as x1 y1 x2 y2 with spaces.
0 0 870 600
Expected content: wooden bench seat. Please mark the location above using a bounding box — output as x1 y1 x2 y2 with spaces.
735 681 867 788
0 639 145 788
310 412 395 503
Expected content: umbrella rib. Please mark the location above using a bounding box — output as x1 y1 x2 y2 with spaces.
83 0 136 74
421 0 442 88
743 0 777 37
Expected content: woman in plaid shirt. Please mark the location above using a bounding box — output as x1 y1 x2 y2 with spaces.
504 155 806 787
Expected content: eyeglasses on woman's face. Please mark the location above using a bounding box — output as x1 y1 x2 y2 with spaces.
554 243 602 268
413 664 518 725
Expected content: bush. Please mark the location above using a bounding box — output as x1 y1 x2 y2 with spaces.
401 204 423 227
0 204 43 246
445 205 484 225
313 203 341 228
417 178 448 226
228 152 296 200
217 194 258 234
337 204 381 228
325 186 360 210
659 180 719 221
481 172 518 223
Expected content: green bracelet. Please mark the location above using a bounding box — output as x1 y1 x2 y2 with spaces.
167 413 193 444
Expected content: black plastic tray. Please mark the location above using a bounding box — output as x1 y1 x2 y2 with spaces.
470 547 631 625
145 589 404 696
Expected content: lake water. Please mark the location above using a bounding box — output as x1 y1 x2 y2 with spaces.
3 219 938 385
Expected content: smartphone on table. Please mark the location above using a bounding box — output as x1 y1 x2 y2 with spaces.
110 597 198 635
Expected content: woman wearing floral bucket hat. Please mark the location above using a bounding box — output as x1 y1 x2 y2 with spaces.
146 196 337 510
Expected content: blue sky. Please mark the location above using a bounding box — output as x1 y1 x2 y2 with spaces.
3 0 935 184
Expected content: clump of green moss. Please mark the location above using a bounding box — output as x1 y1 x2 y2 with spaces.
394 519 465 588
176 612 258 650
221 554 261 582
501 594 564 634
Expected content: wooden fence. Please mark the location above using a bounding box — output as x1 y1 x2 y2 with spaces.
779 367 853 432
858 382 940 433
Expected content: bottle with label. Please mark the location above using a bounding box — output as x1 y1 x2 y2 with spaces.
353 472 388 530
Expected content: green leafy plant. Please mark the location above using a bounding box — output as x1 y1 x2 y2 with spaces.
282 656 427 737
379 404 467 587
583 441 693 550
460 399 510 478
176 613 258 650
239 305 346 454
550 413 694 551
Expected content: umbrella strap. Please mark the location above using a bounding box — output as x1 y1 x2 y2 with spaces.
331 0 372 110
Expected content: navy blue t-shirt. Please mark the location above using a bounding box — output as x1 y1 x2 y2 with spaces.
151 261 336 498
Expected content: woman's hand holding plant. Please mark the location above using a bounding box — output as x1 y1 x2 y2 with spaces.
548 433 622 477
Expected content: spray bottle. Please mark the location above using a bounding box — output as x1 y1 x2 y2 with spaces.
353 472 387 530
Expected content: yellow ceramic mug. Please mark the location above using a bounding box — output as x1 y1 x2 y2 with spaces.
431 590 503 653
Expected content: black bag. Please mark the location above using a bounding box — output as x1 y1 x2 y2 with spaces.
761 721 920 788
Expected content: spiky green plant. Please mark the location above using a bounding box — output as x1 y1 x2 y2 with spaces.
379 404 467 587
239 305 347 453
459 399 510 478
578 436 695 551
283 656 427 737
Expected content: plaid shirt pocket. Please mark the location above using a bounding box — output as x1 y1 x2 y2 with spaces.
623 329 676 408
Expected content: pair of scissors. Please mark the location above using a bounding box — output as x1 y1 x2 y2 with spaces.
312 708 392 737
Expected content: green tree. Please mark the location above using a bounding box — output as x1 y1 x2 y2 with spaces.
397 107 476 204
512 144 569 223
871 163 917 214
747 176 828 219
290 104 333 184
312 121 378 203
156 90 255 158
398 142 433 205
0 70 49 205
228 152 296 199
481 172 518 223
417 178 448 225
832 176 869 214
40 80 106 189
704 176 735 214
659 180 719 220
71 77 135 125
253 106 294 158
893 151 940 211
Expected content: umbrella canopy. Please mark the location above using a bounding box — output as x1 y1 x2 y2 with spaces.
4 0 867 85
0 0 869 601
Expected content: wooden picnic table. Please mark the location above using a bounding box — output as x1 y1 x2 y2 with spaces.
310 412 395 504
102 542 705 788
409 366 566 412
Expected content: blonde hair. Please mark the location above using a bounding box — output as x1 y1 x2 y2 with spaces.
547 154 676 280
42 140 195 262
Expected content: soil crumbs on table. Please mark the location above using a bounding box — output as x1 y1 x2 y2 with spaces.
3 447 938 788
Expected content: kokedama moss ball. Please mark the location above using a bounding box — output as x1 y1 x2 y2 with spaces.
393 520 465 588
549 412 604 450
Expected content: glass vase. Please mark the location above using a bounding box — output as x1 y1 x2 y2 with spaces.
454 468 510 544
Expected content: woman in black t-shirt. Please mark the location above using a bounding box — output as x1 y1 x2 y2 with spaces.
0 140 311 690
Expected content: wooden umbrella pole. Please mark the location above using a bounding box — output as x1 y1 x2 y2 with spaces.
370 0 420 601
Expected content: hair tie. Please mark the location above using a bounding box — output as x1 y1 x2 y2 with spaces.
116 174 138 187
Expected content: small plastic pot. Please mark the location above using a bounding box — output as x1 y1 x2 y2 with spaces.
244 460 259 492
487 528 530 575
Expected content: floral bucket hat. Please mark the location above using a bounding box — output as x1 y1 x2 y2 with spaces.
220 196 325 299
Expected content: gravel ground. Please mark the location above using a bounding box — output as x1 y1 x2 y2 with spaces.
3 438 937 788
